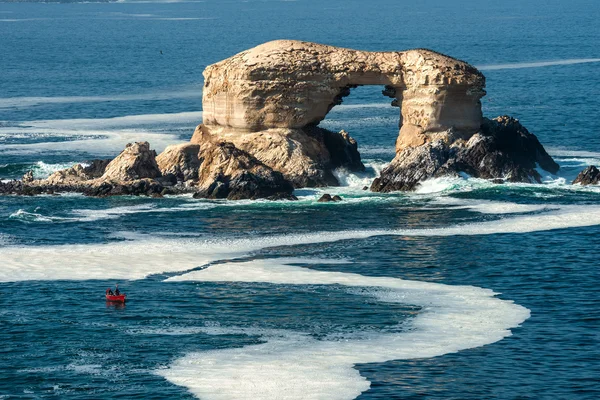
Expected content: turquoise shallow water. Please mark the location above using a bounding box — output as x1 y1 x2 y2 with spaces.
1 0 600 398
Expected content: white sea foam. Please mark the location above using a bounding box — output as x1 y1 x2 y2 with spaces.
0 91 201 109
71 202 216 222
160 258 530 400
9 209 77 223
31 161 81 179
547 148 600 158
2 204 600 283
430 197 555 214
0 112 202 156
333 161 388 190
477 58 600 70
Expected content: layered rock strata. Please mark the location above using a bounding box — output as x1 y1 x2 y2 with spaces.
200 40 483 186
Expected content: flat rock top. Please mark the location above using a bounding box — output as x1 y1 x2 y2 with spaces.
204 40 484 89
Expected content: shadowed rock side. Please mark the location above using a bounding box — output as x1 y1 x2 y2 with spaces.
371 116 560 192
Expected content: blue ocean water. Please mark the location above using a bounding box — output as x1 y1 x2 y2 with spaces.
1 0 600 398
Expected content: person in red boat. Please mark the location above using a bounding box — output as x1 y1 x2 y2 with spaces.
106 288 114 296
114 284 120 296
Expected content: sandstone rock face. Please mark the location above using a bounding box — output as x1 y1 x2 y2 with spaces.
101 142 161 182
573 166 600 185
371 116 560 192
191 126 295 200
156 143 201 182
202 40 485 135
200 40 485 188
193 124 364 187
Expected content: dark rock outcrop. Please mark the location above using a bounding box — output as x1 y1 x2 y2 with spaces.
371 116 559 192
317 193 342 202
192 129 295 200
573 166 600 185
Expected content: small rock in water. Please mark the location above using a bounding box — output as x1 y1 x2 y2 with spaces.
318 193 333 202
362 186 368 190
318 193 342 202
573 165 600 185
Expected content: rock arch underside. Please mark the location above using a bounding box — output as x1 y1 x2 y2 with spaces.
3 40 562 199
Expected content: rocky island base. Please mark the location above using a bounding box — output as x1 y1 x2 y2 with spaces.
3 40 596 200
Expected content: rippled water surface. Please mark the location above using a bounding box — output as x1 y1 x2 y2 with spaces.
1 0 599 398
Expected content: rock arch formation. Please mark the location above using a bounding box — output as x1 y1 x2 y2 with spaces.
202 39 485 152
6 40 559 199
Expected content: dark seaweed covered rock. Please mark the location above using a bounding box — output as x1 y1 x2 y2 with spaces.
371 116 559 192
573 165 600 185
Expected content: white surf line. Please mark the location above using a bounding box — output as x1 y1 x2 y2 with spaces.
0 90 201 109
160 258 529 400
1 204 600 283
0 112 202 155
0 111 203 130
477 58 600 70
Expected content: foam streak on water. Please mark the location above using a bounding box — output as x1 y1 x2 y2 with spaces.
2 203 600 283
477 58 600 70
159 258 530 400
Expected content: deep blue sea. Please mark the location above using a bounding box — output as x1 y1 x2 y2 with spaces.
1 0 600 398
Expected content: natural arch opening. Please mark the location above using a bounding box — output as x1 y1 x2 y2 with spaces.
315 85 402 184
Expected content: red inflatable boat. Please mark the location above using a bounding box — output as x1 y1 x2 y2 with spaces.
105 289 126 302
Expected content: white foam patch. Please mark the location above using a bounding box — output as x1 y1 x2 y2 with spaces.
477 58 600 70
0 112 202 155
0 91 201 109
31 161 81 179
333 161 388 190
160 258 529 400
430 197 555 214
547 148 600 158
8 112 204 130
2 204 600 283
7 202 218 224
9 209 77 223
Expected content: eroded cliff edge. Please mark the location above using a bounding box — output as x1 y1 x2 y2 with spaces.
2 40 566 199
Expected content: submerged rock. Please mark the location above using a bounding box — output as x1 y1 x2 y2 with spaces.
573 165 600 185
371 116 559 192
